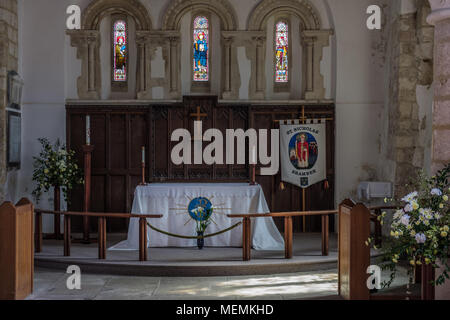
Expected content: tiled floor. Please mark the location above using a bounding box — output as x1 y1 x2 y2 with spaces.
26 266 410 300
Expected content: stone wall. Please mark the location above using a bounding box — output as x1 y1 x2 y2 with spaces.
431 14 450 174
0 0 18 203
385 0 434 197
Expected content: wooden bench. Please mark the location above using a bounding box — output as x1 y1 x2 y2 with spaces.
34 209 162 261
228 210 337 261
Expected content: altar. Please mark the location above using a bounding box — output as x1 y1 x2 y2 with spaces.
110 183 284 250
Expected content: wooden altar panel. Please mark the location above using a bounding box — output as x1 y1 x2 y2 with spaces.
66 98 334 233
67 107 149 232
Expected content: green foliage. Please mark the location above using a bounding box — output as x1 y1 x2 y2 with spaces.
368 163 450 288
32 138 84 205
194 207 213 233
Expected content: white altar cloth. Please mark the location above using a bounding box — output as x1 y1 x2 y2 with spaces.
110 183 284 250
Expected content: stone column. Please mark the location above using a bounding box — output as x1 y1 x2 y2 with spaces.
222 36 233 99
254 36 266 100
139 42 145 92
136 32 152 100
302 36 314 93
427 0 450 300
87 37 96 93
0 0 18 203
301 30 332 100
428 0 450 174
169 36 180 99
222 38 233 95
67 30 100 100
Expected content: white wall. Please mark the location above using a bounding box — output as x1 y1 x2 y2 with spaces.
15 0 392 231
328 0 388 204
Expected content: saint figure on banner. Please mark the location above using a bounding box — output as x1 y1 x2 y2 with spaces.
296 134 309 168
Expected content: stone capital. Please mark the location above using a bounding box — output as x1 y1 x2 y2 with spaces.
427 0 450 25
301 30 333 47
66 30 100 48
252 36 266 46
221 36 234 46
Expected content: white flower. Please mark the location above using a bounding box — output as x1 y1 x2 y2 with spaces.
415 233 426 244
404 203 413 212
401 191 418 203
400 214 410 226
393 209 404 220
431 188 443 196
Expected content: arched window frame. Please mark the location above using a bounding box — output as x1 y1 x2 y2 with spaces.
111 14 128 92
273 17 291 92
191 12 211 93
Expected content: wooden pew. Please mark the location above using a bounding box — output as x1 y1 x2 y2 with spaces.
228 210 337 261
338 200 371 300
0 199 34 300
34 209 162 261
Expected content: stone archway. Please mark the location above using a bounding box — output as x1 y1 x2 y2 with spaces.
247 0 321 31
67 0 153 100
82 0 152 30
161 0 239 99
161 0 238 31
246 0 332 100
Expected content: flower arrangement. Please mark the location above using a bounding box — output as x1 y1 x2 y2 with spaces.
369 164 450 288
32 138 84 204
191 206 213 233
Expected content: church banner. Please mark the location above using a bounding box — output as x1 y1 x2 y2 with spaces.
280 121 326 189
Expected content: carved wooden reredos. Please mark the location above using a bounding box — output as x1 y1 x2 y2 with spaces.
66 0 334 101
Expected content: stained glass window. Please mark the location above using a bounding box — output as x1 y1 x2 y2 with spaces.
193 16 209 82
113 20 127 82
275 21 288 83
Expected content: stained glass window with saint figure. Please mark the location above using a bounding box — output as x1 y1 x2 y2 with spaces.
193 16 209 82
275 21 288 83
113 20 127 82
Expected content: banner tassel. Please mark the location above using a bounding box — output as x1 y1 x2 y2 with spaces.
279 181 286 190
324 180 329 190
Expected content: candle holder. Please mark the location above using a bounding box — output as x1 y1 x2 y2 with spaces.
140 146 146 185
80 145 95 244
140 161 146 185
250 164 257 185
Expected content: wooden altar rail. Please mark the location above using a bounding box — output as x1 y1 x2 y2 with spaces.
34 209 162 261
228 210 337 261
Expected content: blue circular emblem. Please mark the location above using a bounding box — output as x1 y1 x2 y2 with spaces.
188 197 213 221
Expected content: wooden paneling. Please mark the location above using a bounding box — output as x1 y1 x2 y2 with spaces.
67 98 335 233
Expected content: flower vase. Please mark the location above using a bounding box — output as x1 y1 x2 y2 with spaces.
421 262 435 300
197 232 204 249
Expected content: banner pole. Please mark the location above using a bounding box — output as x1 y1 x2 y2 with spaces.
301 106 307 233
